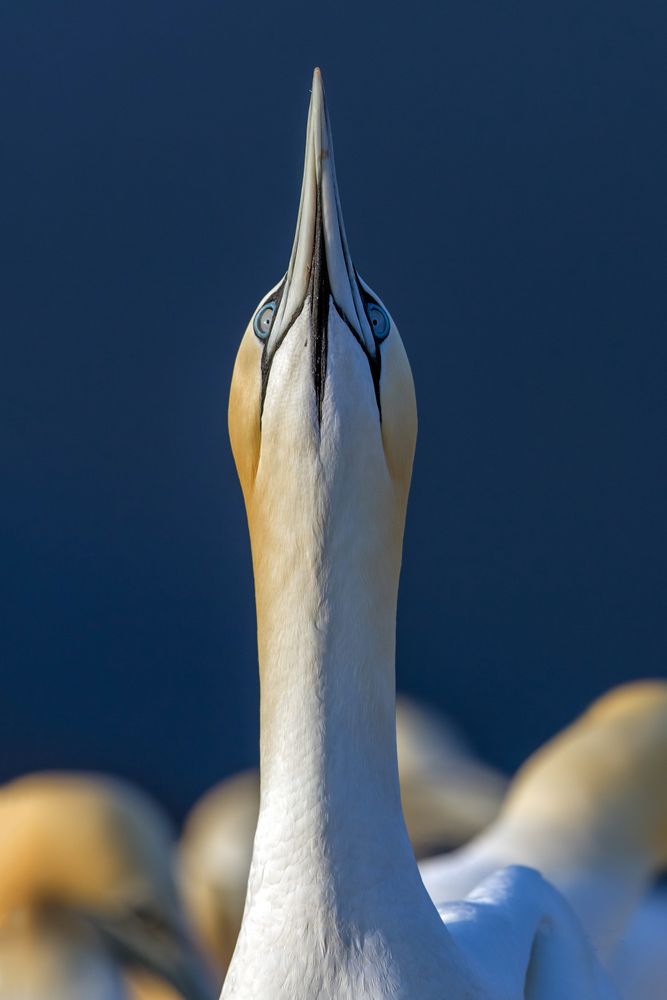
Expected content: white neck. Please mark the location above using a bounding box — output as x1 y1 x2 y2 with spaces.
223 429 462 997
255 512 412 891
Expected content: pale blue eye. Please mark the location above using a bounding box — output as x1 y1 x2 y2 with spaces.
253 303 275 340
367 303 390 341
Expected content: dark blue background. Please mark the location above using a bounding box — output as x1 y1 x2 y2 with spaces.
1 1 665 820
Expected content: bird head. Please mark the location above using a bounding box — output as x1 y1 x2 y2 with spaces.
0 773 214 1000
228 70 417 618
502 681 667 873
179 770 260 978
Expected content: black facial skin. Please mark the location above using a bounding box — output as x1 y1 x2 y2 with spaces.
309 192 329 425
257 198 385 425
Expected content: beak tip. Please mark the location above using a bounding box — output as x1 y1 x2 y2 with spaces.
311 66 325 101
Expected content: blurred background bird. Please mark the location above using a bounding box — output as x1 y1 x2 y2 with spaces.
421 681 667 963
0 774 214 1000
0 705 505 995
1 687 665 996
177 683 667 993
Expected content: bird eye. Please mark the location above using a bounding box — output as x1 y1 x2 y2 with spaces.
253 303 276 340
367 303 390 341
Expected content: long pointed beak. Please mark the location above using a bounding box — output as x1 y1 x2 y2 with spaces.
271 69 375 358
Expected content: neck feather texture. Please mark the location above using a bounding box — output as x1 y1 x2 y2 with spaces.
223 322 466 999
255 487 410 887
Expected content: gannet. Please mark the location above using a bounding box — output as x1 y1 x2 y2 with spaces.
179 700 506 978
0 773 214 1000
421 681 667 959
222 68 615 999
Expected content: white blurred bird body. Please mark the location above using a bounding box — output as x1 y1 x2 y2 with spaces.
422 811 641 960
421 682 667 959
609 887 667 1000
221 69 616 999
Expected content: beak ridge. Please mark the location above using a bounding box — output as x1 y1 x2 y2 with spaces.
273 69 375 356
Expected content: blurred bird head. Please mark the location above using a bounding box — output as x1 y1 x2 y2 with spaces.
502 681 667 871
228 69 417 630
0 773 214 1000
180 770 259 978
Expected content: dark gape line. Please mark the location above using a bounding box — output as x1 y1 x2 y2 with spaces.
310 192 330 425
258 218 384 428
